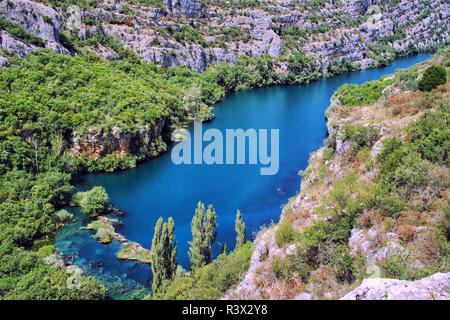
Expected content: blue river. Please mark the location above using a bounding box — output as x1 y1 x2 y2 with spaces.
55 52 433 299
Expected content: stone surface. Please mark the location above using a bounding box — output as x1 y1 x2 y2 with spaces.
0 55 9 67
341 273 450 300
0 0 70 54
71 120 165 159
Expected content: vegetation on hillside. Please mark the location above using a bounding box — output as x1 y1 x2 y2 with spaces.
229 46 449 299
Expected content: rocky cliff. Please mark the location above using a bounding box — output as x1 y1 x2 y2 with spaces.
226 49 449 300
71 120 165 159
0 0 448 72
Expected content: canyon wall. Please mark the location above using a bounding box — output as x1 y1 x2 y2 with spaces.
0 0 448 72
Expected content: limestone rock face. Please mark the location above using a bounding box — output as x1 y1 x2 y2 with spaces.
0 55 9 67
341 273 450 300
71 120 165 159
164 0 204 17
0 0 70 54
0 0 448 72
0 30 34 57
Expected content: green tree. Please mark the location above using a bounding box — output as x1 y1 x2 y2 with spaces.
188 202 218 272
151 217 177 294
234 210 246 250
418 65 447 92
81 186 109 217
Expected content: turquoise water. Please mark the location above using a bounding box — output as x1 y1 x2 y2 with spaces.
55 53 433 298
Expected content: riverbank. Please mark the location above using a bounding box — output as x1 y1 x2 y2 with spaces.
228 46 449 300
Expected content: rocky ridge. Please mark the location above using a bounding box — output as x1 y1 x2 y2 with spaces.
0 0 448 72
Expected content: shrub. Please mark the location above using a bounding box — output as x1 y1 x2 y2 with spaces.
79 186 109 217
391 154 431 198
37 245 55 257
158 277 194 300
407 110 449 165
54 209 74 224
397 224 417 242
0 18 45 47
418 65 447 92
275 218 294 247
271 255 309 281
343 124 379 153
381 250 431 280
330 244 355 283
332 80 390 106
376 137 404 169
95 228 112 243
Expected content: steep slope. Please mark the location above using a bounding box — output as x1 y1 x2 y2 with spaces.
0 0 448 72
227 47 449 300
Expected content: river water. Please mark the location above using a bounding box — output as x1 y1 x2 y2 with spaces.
55 52 433 298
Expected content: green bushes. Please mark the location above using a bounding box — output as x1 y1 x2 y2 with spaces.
215 55 280 92
286 52 321 83
418 65 447 92
281 27 308 38
271 255 309 281
76 186 109 217
391 154 432 198
365 185 405 218
394 67 419 91
333 80 391 106
407 109 449 165
328 60 359 76
275 218 294 247
54 209 74 224
381 251 432 280
173 26 209 47
343 124 379 153
95 228 113 243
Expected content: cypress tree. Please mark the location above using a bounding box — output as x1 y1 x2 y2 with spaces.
151 217 177 294
188 201 218 272
235 210 246 250
221 242 227 255
205 204 217 263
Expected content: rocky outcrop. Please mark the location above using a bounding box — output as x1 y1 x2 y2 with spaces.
0 0 70 54
341 273 450 300
0 30 34 57
71 120 165 159
164 0 204 18
0 55 9 67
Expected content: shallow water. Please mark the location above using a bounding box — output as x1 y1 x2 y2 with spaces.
55 52 433 298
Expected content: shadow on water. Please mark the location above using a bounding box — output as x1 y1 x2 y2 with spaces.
56 52 434 298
